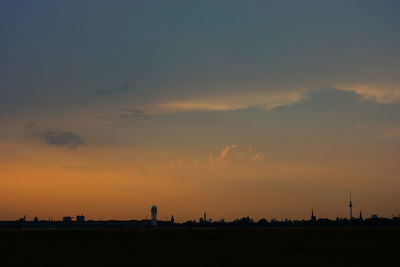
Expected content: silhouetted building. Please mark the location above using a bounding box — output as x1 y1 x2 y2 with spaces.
1 211 400 230
204 212 207 223
151 205 158 227
311 210 317 222
63 216 72 222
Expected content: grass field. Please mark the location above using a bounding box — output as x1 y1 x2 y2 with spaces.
0 227 399 266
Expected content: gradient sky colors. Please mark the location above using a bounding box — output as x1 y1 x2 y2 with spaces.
1 0 400 221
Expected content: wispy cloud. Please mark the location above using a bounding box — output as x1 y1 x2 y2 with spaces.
148 91 304 113
209 144 266 163
61 164 96 169
169 145 266 170
382 128 400 139
118 108 145 119
251 153 265 161
24 121 36 129
352 123 367 128
42 131 84 149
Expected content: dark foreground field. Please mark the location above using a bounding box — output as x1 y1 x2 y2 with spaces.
0 227 399 266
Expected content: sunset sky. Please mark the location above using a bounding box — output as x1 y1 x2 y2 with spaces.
1 0 399 222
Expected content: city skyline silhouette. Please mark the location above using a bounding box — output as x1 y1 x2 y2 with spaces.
1 1 399 266
2 193 399 226
1 2 400 222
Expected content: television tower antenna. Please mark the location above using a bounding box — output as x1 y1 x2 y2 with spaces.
349 190 353 220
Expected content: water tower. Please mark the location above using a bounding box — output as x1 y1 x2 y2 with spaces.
151 205 158 227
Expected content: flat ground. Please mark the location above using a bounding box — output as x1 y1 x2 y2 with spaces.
0 227 399 266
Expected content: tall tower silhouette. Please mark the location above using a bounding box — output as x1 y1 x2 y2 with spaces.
311 210 316 222
349 191 353 220
151 205 158 227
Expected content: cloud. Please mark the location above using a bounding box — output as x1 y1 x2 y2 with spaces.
209 144 266 163
42 131 84 149
169 145 266 170
353 123 367 128
382 128 400 139
147 91 304 114
24 121 36 129
118 108 145 119
218 144 240 160
251 153 265 161
169 157 203 168
61 164 96 169
335 84 400 104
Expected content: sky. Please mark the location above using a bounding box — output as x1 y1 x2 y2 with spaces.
1 0 399 222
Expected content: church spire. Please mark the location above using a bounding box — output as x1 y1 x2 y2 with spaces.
311 209 316 222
